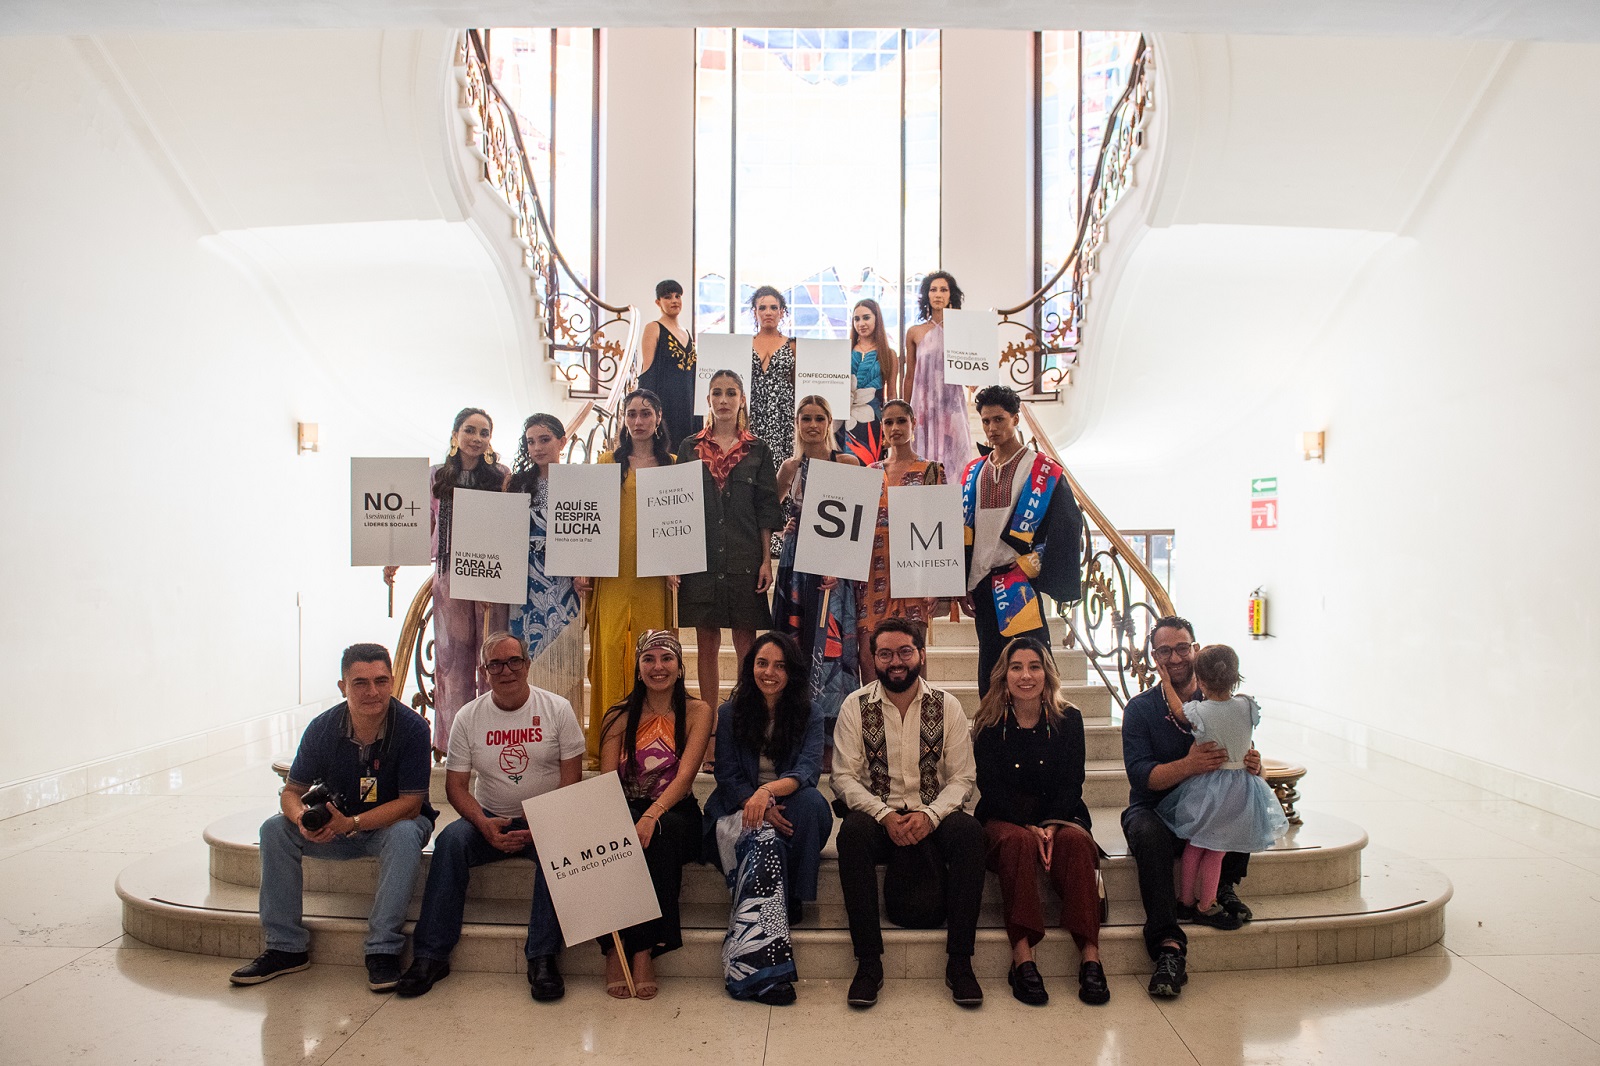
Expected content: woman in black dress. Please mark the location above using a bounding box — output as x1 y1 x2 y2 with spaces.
636 279 696 448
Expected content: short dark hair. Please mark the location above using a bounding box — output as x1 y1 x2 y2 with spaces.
341 643 392 677
974 385 1021 416
1194 644 1241 693
870 617 926 655
655 279 683 299
1151 615 1196 644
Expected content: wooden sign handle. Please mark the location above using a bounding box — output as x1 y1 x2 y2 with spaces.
610 931 636 997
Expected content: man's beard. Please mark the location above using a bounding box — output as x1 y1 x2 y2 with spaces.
1166 664 1195 694
880 664 922 694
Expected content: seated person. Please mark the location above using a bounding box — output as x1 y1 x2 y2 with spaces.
395 631 584 1002
595 630 713 1000
832 618 985 1009
702 632 834 1005
230 643 436 991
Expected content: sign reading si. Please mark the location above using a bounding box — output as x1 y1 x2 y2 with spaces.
544 463 621 577
522 774 661 948
449 487 530 603
940 308 1000 387
350 457 431 566
792 460 886 582
887 483 967 598
634 461 707 578
693 332 753 416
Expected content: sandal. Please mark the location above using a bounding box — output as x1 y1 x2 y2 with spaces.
604 954 632 999
632 954 658 1000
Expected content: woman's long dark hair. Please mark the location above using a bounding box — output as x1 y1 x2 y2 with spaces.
505 413 566 496
602 653 690 784
614 388 673 478
432 407 502 499
729 632 809 769
851 298 895 361
916 271 965 321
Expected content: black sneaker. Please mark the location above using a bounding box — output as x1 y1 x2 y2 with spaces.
1148 950 1187 998
945 956 983 1007
1007 961 1048 1006
365 954 402 992
1216 882 1254 922
846 958 883 1008
754 980 798 1006
229 949 310 986
1187 901 1243 931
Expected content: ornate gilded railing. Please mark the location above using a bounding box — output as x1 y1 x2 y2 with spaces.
1020 404 1175 709
457 29 636 400
999 38 1154 400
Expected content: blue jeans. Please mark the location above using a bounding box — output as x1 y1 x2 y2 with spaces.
258 812 432 956
410 815 562 962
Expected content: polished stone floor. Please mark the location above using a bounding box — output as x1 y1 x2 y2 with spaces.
2 718 1598 1065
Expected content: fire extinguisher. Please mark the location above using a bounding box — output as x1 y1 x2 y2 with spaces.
1248 587 1269 640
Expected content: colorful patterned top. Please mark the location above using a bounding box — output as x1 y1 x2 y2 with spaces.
625 713 683 803
694 426 757 491
856 459 945 632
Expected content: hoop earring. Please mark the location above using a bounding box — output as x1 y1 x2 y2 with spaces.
485 449 498 465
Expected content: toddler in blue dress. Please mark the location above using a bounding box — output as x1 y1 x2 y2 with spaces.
1156 644 1288 925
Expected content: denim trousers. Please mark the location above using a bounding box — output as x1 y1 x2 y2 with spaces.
410 816 563 962
258 812 433 956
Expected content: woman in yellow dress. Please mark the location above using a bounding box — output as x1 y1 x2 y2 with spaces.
576 389 676 764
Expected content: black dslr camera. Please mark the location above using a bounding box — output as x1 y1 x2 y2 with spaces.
298 781 346 831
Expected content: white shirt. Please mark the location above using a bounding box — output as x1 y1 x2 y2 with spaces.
967 447 1034 590
446 686 585 816
832 678 976 827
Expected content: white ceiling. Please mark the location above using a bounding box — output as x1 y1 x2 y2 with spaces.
4 0 1600 41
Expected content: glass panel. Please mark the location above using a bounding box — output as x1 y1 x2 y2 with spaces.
553 29 595 288
1037 31 1079 282
1080 31 1141 207
694 28 734 333
486 29 553 205
902 29 941 348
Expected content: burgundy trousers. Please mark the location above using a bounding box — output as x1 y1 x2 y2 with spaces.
984 819 1101 949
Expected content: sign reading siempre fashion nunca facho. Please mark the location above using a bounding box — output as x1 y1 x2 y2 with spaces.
887 483 968 598
449 487 530 603
522 773 661 947
793 460 886 582
350 457 432 566
544 464 621 578
634 461 707 578
940 308 1001 387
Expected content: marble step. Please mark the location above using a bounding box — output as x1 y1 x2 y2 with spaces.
117 839 1448 979
673 644 1087 684
674 615 1065 651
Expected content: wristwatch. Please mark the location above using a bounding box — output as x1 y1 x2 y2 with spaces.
347 814 362 837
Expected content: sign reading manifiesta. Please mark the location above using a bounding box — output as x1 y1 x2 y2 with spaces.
940 308 1000 387
634 461 707 578
350 457 431 566
792 460 885 582
449 487 529 604
522 773 661 947
887 483 967 598
544 463 621 578
795 337 852 415
693 332 752 416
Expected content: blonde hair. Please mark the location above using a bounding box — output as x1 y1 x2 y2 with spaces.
792 393 835 455
970 637 1073 735
707 368 749 432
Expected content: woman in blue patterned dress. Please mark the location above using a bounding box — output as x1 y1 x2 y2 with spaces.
836 298 899 464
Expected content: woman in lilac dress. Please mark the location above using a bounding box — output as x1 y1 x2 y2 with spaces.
902 271 976 481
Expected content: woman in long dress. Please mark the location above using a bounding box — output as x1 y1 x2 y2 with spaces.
504 413 584 715
748 285 797 554
902 271 976 480
635 280 696 449
578 389 675 766
836 298 898 465
856 399 944 683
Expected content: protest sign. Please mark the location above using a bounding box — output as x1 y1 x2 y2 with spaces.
795 337 852 415
941 308 1000 387
449 488 529 604
693 332 752 415
350 457 431 566
544 463 621 578
792 460 884 582
888 483 968 598
634 461 707 578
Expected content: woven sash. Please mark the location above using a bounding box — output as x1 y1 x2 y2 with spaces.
860 687 947 806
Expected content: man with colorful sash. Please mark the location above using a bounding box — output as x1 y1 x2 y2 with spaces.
960 385 1084 696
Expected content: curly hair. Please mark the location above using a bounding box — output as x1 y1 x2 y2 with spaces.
916 271 964 321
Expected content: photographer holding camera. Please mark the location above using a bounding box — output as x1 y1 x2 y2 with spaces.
230 643 437 991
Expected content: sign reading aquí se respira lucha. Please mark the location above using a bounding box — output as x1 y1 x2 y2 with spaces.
350 457 432 566
634 461 707 578
792 460 886 582
887 483 967 598
449 487 530 604
544 463 621 578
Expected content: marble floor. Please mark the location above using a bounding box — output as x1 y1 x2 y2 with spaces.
2 720 1598 1065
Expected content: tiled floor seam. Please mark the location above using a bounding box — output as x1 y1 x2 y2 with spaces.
1449 953 1600 1049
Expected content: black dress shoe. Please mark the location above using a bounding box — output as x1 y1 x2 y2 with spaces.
754 980 797 1006
1077 960 1110 1005
945 956 983 1007
787 896 806 927
394 957 451 997
527 954 565 1001
365 953 402 992
846 958 883 1007
1007 961 1048 1006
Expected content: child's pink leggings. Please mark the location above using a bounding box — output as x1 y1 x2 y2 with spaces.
1180 843 1226 909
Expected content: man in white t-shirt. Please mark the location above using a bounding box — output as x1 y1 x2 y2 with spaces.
395 631 584 1002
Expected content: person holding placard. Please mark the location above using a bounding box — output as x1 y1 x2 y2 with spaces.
858 399 945 683
673 369 783 714
503 414 585 716
748 286 798 553
596 630 713 999
960 385 1084 698
636 280 697 448
384 407 510 755
903 272 976 483
836 298 898 465
579 389 676 765
774 395 863 737
703 632 833 1005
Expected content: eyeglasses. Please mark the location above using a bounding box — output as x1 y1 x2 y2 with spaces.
1151 643 1196 661
485 657 529 674
873 646 920 663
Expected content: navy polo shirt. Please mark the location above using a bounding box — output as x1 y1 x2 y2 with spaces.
287 698 437 822
1120 683 1203 811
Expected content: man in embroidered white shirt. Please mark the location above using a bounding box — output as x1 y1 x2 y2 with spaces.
832 618 986 1009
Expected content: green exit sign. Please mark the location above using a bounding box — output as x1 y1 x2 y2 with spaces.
1251 477 1277 497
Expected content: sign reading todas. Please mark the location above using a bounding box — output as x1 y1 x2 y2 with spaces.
350 457 432 566
544 463 621 578
940 308 1000 387
522 774 661 948
634 461 707 578
792 460 886 582
887 483 968 598
449 487 530 604
693 332 753 416
795 337 853 415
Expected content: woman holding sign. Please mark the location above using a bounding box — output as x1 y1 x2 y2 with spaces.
385 407 509 754
597 630 713 999
836 298 898 464
503 414 585 715
579 390 676 765
902 271 976 481
857 399 945 683
774 396 863 732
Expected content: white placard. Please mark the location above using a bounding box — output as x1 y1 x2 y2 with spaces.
940 308 1000 387
795 337 852 415
792 460 885 582
693 332 753 416
449 487 530 604
350 457 432 566
544 463 621 578
634 461 707 578
522 774 661 948
887 483 968 598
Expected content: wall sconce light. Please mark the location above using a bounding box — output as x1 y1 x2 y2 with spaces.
297 422 320 454
1300 430 1325 462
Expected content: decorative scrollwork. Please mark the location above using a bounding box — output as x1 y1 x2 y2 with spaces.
392 574 438 735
